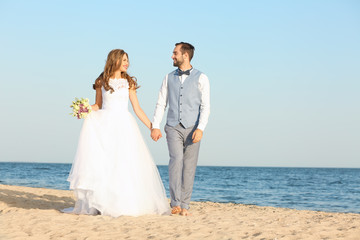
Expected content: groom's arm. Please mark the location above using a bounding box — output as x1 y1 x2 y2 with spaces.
197 74 210 131
193 73 210 143
151 76 168 141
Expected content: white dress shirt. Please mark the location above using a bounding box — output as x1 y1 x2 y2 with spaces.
152 69 210 131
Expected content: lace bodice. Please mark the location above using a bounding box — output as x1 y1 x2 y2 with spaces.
101 78 129 111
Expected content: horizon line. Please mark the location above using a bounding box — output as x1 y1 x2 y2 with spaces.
0 161 359 169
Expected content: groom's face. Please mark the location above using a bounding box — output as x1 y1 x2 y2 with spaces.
172 45 184 67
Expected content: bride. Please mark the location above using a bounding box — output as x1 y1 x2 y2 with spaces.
64 49 170 217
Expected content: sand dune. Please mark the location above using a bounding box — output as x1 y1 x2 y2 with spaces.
0 184 359 239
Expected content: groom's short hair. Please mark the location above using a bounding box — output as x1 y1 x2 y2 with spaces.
175 42 195 61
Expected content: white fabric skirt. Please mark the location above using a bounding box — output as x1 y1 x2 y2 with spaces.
66 109 170 217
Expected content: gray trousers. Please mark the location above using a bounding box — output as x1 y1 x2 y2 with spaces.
164 123 201 209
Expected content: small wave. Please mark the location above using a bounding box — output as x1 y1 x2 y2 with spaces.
329 180 342 185
33 167 51 170
287 183 307 187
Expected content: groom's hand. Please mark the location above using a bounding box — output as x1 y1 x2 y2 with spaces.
192 129 203 143
151 129 162 142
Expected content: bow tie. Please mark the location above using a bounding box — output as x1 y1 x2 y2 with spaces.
178 68 192 76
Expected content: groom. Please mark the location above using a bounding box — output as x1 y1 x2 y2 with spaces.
151 42 210 216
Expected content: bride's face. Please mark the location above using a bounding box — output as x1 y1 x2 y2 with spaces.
119 54 129 73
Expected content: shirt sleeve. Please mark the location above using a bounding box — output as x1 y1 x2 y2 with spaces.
197 73 210 131
152 75 168 129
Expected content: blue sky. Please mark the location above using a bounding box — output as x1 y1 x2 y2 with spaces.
0 0 359 167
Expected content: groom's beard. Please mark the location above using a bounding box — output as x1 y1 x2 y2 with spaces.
173 58 183 67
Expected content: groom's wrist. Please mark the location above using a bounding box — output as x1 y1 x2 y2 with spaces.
152 122 160 129
197 124 205 132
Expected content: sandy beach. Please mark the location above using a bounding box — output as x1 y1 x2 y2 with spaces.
0 184 359 240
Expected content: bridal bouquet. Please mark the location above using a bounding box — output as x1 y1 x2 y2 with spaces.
70 98 92 119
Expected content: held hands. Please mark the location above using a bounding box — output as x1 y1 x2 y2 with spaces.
192 129 203 143
151 128 202 142
151 128 162 142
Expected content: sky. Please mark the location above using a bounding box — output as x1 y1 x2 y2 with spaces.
0 0 359 167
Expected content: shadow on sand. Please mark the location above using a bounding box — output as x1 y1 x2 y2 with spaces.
0 186 75 211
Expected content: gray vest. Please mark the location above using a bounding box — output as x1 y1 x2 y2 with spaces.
167 68 202 128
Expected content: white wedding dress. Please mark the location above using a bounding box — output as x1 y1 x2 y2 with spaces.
65 78 170 217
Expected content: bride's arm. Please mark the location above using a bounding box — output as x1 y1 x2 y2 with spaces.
129 89 152 130
91 87 102 111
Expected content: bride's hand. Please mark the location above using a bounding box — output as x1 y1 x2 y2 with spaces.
91 104 99 111
151 129 162 142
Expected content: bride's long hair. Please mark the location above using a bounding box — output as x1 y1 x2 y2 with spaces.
93 49 139 92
